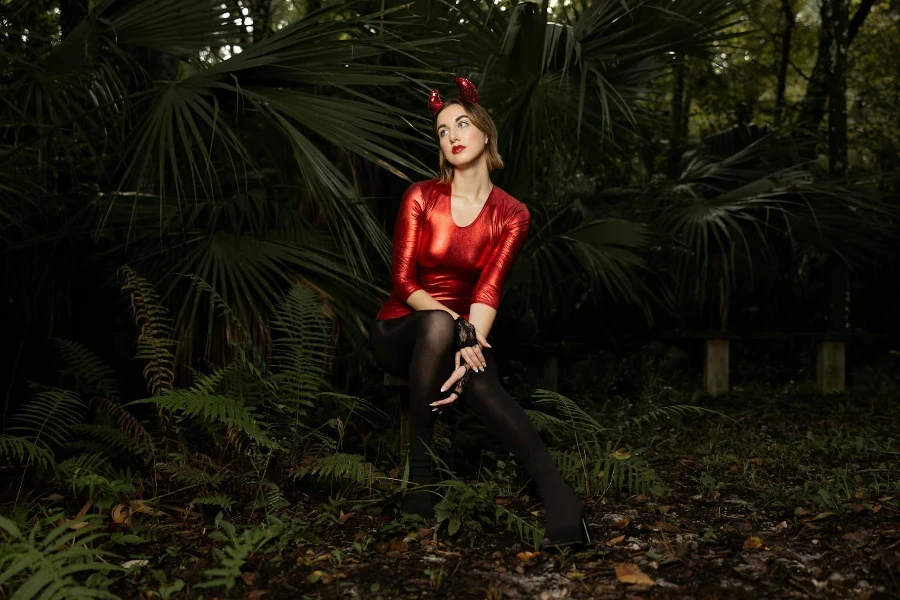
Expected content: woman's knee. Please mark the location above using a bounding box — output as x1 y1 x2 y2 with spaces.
416 310 456 351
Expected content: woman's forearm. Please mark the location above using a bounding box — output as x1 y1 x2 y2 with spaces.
406 289 461 319
467 302 497 340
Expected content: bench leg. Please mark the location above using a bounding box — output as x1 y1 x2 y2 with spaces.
398 387 410 487
817 341 845 395
704 339 729 397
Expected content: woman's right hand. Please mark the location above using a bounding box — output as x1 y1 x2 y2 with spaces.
455 320 490 372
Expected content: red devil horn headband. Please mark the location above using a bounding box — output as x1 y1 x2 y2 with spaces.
428 77 480 117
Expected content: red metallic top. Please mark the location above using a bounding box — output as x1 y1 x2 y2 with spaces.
376 179 530 321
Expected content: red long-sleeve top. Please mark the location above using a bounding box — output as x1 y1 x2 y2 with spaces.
375 179 530 321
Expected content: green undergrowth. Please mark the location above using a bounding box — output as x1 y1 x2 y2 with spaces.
1 268 897 598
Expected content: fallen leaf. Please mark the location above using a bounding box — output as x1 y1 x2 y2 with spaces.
615 517 631 529
873 504 882 513
69 521 89 530
657 505 673 515
242 572 258 586
517 551 539 562
121 559 149 569
606 535 626 546
308 570 333 584
111 504 130 524
654 521 681 533
809 512 838 521
495 498 511 506
388 538 409 553
248 591 269 600
611 449 632 460
337 511 354 524
743 536 763 551
614 563 655 586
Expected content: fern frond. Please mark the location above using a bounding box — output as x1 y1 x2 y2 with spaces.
0 515 121 599
189 494 235 512
91 398 154 450
196 520 283 591
302 453 376 486
120 265 176 396
270 283 334 408
0 436 55 470
186 275 270 379
54 340 119 399
9 389 86 448
531 389 611 438
617 404 727 432
128 368 273 447
157 460 229 488
55 453 116 481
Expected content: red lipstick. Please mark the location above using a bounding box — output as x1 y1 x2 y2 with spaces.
451 145 466 155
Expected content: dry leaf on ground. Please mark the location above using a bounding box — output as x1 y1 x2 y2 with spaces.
389 538 409 552
606 535 626 546
743 536 763 551
614 563 655 586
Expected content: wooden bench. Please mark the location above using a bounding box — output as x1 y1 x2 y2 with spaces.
661 331 891 397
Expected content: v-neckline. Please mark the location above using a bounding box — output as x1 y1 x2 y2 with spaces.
448 183 495 229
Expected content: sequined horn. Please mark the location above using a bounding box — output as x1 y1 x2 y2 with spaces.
428 89 444 117
455 77 479 104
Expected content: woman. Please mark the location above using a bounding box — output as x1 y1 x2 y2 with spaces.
368 78 589 550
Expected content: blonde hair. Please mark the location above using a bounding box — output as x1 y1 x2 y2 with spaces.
433 99 504 184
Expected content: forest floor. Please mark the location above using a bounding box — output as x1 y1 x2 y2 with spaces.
110 386 899 600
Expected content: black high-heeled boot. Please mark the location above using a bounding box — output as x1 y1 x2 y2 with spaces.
542 515 591 551
522 452 591 551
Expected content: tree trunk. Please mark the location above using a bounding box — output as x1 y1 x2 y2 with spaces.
775 0 794 120
828 0 849 176
667 60 686 179
797 0 876 132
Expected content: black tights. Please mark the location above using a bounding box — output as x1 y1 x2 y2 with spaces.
369 310 581 536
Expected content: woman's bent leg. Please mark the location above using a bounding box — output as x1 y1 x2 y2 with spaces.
369 311 456 516
464 349 584 541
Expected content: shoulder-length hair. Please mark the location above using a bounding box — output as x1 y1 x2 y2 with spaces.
433 99 504 184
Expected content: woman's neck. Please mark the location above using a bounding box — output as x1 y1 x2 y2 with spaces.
451 161 492 202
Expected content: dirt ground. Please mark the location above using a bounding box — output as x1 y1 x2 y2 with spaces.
116 485 898 600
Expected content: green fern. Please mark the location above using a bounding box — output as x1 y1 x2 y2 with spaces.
196 518 283 591
0 436 54 470
128 367 273 447
54 340 119 399
551 448 666 498
0 515 121 599
270 283 335 410
10 389 86 449
185 275 270 381
302 453 376 486
68 424 142 454
157 456 227 488
90 398 154 451
189 494 235 512
616 404 730 432
120 265 176 396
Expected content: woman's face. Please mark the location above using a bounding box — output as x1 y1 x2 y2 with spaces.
435 103 488 168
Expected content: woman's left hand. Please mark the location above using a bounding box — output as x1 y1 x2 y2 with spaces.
431 351 472 410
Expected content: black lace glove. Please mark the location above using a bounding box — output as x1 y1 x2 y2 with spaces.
449 364 474 399
455 316 478 350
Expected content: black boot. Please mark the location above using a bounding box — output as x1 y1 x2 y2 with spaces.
523 452 590 550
